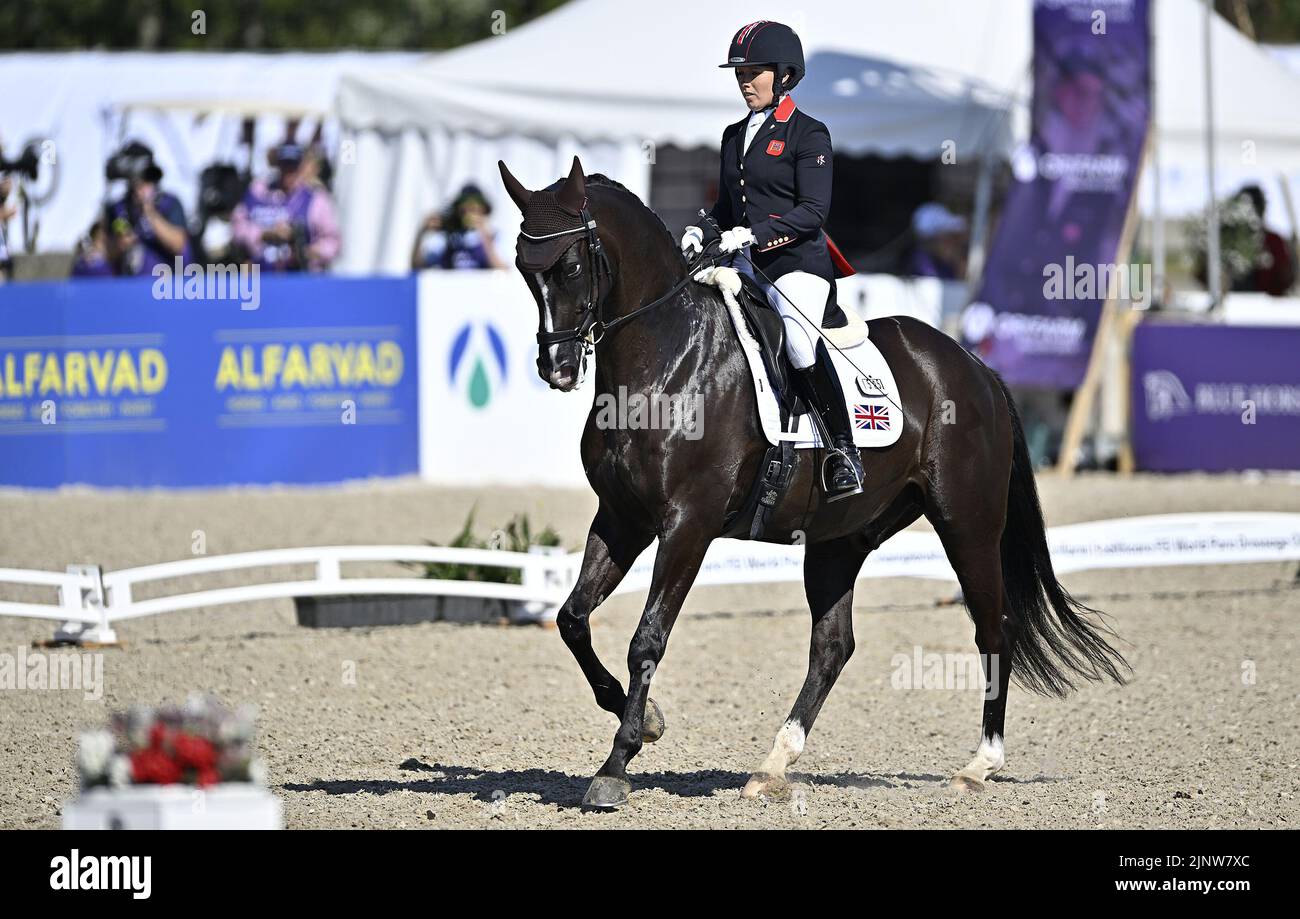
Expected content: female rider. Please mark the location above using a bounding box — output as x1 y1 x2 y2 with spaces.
681 20 864 502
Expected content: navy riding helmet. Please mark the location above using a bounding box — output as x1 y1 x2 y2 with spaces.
718 21 805 98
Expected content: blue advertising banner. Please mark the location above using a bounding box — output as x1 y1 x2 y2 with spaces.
1132 321 1300 472
962 0 1151 387
0 275 418 487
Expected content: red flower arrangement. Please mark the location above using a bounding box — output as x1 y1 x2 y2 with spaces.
76 694 266 789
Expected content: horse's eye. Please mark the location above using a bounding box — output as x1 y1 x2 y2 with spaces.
566 262 582 279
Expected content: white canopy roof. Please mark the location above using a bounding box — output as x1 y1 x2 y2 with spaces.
336 0 1300 172
0 50 421 252
336 0 1021 159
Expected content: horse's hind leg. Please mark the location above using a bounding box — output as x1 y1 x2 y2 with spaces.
557 505 654 728
742 536 868 800
933 527 1013 792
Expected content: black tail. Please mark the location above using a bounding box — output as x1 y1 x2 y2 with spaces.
994 373 1130 697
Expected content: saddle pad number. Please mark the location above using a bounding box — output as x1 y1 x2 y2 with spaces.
766 140 785 156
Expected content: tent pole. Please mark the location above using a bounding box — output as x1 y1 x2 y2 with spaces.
1204 0 1222 308
965 148 995 298
1151 15 1164 308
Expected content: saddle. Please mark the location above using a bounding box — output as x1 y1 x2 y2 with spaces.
730 272 853 423
709 269 883 542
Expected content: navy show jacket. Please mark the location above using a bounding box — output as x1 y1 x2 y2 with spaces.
705 94 835 283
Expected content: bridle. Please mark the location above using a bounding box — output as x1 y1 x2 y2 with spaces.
528 207 720 356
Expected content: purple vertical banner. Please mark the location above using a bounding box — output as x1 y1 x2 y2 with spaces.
962 0 1151 387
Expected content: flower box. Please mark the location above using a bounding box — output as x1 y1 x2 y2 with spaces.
63 784 282 830
293 593 524 628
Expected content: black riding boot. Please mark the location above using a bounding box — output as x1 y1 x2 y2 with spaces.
794 340 865 502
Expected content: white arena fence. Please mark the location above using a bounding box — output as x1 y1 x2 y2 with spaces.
1 513 1297 644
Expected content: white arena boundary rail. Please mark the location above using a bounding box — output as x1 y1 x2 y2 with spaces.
1 513 1297 644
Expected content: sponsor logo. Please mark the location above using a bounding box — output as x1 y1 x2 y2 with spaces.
1143 368 1300 421
962 302 1087 356
1142 370 1191 421
448 321 508 409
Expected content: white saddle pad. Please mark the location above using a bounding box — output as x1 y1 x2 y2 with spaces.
708 269 903 449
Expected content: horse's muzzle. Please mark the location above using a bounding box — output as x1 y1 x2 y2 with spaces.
545 361 581 391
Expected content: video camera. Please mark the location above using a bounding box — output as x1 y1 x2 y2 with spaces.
0 141 41 182
105 141 162 183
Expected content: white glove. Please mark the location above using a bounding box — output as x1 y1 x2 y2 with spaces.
680 226 703 256
720 226 755 254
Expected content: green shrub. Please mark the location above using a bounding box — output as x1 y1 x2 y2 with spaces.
418 506 562 585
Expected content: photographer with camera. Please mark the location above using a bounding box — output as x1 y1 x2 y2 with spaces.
230 142 340 272
410 183 506 271
0 173 14 282
104 141 191 275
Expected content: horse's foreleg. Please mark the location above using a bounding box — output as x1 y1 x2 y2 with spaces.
557 506 652 719
742 536 866 799
581 523 712 809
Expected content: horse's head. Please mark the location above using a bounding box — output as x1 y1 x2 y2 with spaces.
499 156 613 392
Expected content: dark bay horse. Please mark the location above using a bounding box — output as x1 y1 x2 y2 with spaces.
499 156 1128 809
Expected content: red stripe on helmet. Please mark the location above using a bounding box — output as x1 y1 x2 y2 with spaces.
736 21 766 46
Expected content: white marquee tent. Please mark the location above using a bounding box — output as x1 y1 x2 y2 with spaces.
335 0 1300 273
0 50 420 253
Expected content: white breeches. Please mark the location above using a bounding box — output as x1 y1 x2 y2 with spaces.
762 271 829 370
730 254 829 370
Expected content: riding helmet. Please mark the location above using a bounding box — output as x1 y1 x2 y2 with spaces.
718 21 806 97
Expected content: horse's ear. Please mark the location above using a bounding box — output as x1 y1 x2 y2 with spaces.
557 155 586 212
498 160 532 212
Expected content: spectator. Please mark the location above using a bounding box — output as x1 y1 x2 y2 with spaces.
71 219 114 278
1238 184 1295 297
905 202 968 280
104 142 191 275
411 183 507 270
0 174 13 282
231 142 341 272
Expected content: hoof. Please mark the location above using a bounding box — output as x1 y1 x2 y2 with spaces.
740 772 790 800
642 697 666 744
582 775 632 810
950 772 987 793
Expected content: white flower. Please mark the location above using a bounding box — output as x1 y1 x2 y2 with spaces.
108 755 133 788
76 730 115 781
183 692 210 719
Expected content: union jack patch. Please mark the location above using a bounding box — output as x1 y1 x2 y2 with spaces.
854 404 890 431
766 140 785 156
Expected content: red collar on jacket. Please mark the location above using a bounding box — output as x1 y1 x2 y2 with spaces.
774 94 796 122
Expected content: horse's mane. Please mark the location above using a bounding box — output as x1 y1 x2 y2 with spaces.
546 173 677 250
